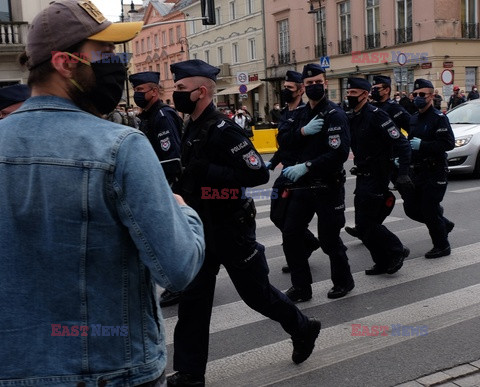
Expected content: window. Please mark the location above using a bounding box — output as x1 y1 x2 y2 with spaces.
156 64 161 77
216 7 221 24
217 46 223 65
154 34 159 49
366 0 380 49
162 31 167 46
169 28 174 45
315 7 327 57
230 1 236 20
135 41 139 55
278 19 290 64
164 62 169 79
190 20 196 34
466 67 478 90
176 26 181 41
232 42 239 63
396 0 412 43
141 39 145 53
205 50 210 63
0 0 11 21
147 36 151 51
338 1 351 54
462 0 479 38
248 38 256 60
246 0 254 14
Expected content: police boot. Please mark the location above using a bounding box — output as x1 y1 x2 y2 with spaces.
167 372 205 387
386 247 410 274
285 286 312 302
291 318 321 364
345 226 359 238
425 246 451 259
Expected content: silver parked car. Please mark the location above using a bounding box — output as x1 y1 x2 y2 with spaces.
446 99 480 177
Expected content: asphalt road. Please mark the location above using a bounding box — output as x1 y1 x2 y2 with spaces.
161 156 480 386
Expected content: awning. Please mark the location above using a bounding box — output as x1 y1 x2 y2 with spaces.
216 81 263 96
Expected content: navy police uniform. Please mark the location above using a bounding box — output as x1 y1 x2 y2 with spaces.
348 77 411 272
129 72 182 184
169 60 314 380
0 84 30 112
403 79 455 255
279 64 354 299
372 76 411 134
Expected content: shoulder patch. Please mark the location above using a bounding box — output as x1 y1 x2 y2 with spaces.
242 150 262 169
328 134 341 149
387 127 400 139
160 137 171 151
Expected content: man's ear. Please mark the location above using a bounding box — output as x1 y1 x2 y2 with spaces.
51 52 76 78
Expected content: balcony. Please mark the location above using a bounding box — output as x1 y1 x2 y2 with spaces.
278 52 291 65
314 37 327 58
365 33 380 50
462 22 480 39
395 26 412 44
0 22 28 47
338 38 351 54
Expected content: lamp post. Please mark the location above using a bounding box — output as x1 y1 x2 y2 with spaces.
178 37 189 59
120 1 138 107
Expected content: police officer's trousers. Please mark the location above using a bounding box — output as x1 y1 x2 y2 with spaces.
282 186 353 289
354 175 405 267
172 243 309 376
403 169 450 249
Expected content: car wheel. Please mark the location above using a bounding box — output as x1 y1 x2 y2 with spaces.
473 151 480 178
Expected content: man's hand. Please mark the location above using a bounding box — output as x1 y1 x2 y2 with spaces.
282 163 308 182
395 174 415 194
301 116 324 136
410 137 422 150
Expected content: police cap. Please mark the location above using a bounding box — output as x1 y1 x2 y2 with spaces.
170 59 220 82
347 77 371 91
0 84 30 110
301 63 326 80
285 70 302 83
373 75 391 87
414 78 434 90
128 71 160 87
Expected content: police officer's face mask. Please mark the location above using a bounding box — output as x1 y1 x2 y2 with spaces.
305 83 325 101
347 91 366 110
413 96 428 109
133 89 153 109
370 87 383 102
281 88 295 103
173 87 200 114
67 53 126 115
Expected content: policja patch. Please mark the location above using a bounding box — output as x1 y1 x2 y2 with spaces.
160 137 171 151
328 134 341 149
242 150 262 169
387 127 400 139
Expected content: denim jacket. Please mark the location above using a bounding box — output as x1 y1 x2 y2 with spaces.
0 96 205 386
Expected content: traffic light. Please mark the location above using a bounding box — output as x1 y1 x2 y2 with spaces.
201 0 216 25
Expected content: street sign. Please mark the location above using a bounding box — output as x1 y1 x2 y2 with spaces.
441 69 454 85
236 72 249 85
397 53 407 66
239 93 248 99
239 84 248 94
319 56 330 69
443 61 454 68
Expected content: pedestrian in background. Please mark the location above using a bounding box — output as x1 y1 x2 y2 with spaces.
270 102 282 124
0 84 30 119
279 64 354 300
433 89 443 110
447 85 466 110
404 79 455 259
346 77 413 276
467 85 479 101
168 59 321 387
0 1 204 385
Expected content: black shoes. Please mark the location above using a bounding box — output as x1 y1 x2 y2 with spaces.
160 289 182 307
167 372 205 387
281 265 291 274
386 246 410 274
291 318 321 364
425 246 451 259
285 286 312 302
365 264 388 275
327 282 355 299
345 226 359 238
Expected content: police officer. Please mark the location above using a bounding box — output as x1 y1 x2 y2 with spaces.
129 71 183 307
345 75 411 238
0 84 30 119
266 70 320 274
278 63 354 300
167 60 321 387
347 77 413 275
404 78 455 258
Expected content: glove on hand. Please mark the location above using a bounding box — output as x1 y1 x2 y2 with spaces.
410 137 422 150
303 116 324 135
282 163 308 182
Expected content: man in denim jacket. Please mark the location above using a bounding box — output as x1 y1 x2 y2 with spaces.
0 1 204 386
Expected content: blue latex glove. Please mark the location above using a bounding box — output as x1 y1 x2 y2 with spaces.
265 161 272 169
394 158 399 168
282 163 308 182
410 137 422 150
303 116 324 135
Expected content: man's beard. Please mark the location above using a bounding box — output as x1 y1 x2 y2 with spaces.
68 64 102 117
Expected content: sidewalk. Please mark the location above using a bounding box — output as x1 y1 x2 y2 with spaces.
395 359 480 387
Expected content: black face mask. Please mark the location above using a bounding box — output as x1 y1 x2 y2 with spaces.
87 58 126 115
370 87 383 102
347 95 362 110
305 83 325 101
173 88 199 114
281 88 295 103
133 91 150 108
